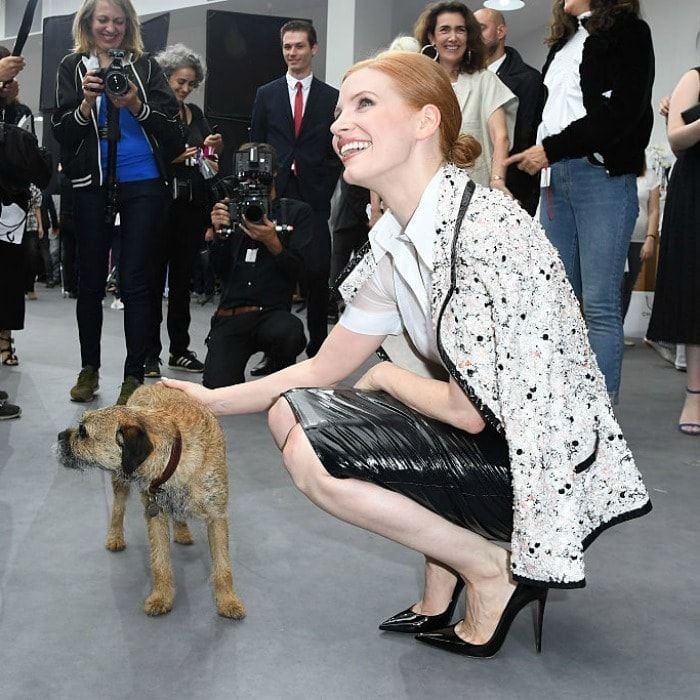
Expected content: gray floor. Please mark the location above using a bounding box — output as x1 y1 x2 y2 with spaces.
0 287 698 700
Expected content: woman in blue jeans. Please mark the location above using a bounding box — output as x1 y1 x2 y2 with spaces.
52 0 183 404
505 0 654 403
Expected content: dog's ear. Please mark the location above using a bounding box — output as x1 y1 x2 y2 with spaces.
116 422 153 475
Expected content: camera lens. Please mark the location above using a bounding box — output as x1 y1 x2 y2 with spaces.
106 71 129 96
243 204 265 224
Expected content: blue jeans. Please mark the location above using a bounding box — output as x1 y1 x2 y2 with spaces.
74 179 167 381
540 158 637 402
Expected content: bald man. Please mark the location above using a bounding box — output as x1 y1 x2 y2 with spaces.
474 8 544 216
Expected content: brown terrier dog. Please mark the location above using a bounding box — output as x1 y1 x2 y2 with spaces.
57 384 245 619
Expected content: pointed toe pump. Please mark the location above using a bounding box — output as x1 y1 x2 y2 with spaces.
415 583 548 658
378 579 465 633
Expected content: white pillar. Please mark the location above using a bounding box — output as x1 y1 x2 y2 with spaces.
325 0 356 89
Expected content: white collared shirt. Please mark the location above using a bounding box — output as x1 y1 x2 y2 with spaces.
537 11 592 142
487 54 506 75
285 72 313 117
339 169 445 363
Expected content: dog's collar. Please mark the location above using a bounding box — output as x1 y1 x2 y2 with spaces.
146 431 182 517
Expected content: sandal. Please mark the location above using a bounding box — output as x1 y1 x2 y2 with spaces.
678 387 700 436
0 333 19 366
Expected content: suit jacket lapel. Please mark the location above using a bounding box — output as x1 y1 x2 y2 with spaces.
275 78 294 136
297 77 321 139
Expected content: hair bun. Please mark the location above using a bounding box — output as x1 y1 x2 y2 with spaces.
449 133 481 169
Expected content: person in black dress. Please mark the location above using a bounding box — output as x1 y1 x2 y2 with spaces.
647 67 700 435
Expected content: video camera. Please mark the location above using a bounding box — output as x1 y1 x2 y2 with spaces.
97 49 129 96
228 145 274 225
211 145 280 238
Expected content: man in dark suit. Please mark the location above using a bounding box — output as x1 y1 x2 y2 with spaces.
250 20 341 361
475 8 545 216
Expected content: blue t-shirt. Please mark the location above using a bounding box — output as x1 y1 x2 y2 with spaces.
98 97 159 182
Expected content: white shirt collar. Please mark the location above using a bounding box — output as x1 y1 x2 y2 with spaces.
488 54 507 74
369 167 444 271
286 72 313 91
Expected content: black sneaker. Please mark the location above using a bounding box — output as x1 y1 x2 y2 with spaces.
144 356 162 378
168 350 204 373
0 390 8 401
0 398 21 420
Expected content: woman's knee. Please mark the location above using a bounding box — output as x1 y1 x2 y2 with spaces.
280 425 330 499
267 397 298 450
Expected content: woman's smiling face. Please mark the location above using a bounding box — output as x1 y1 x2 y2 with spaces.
331 67 423 189
90 0 127 52
429 11 468 65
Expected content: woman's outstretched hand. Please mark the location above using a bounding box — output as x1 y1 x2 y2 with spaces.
160 377 214 408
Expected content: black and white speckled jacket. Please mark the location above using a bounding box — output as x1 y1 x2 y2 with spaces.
51 51 183 189
336 164 651 589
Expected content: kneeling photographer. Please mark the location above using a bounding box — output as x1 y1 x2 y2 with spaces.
203 142 312 389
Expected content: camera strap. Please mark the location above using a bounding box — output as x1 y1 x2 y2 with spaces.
12 0 40 57
104 100 120 225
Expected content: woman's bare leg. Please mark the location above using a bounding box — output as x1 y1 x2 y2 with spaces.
268 399 515 643
680 345 700 434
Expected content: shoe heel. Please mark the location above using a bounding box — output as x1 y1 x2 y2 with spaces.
534 592 547 653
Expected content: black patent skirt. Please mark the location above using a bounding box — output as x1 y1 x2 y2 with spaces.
283 388 514 542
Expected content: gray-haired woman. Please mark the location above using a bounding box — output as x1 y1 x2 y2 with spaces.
145 43 223 377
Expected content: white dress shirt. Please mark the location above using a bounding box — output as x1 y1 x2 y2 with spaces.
537 11 592 142
285 72 313 117
339 169 445 363
487 54 506 75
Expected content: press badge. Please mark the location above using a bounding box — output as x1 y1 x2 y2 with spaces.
540 167 551 188
245 248 258 263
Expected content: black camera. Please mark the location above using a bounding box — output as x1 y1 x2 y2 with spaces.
98 49 129 96
210 146 275 237
229 145 274 225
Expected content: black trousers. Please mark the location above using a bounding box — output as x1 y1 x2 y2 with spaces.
621 242 644 320
149 197 208 358
59 217 77 295
282 177 331 356
203 309 306 388
73 179 167 380
22 230 41 292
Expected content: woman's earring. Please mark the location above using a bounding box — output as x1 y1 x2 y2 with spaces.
420 44 439 62
466 49 472 64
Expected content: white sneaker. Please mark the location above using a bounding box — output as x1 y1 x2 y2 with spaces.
675 344 687 371
110 298 124 310
643 338 675 365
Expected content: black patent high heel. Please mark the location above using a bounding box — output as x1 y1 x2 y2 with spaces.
415 583 548 658
378 579 465 633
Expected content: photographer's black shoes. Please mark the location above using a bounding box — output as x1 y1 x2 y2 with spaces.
169 350 204 373
144 356 162 378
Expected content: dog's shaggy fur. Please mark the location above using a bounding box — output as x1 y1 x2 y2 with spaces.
57 384 245 619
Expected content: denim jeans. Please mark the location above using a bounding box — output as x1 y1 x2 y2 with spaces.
73 179 167 380
540 158 637 402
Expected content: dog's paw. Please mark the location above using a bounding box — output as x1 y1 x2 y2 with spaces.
172 523 194 545
144 591 174 616
105 533 126 551
216 594 246 620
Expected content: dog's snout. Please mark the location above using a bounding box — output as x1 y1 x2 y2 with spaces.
58 430 69 442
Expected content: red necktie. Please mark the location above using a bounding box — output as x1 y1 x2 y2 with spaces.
293 81 303 137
